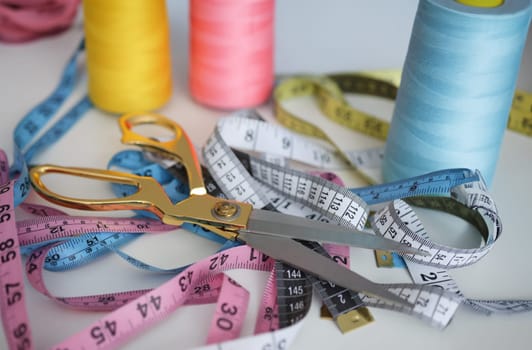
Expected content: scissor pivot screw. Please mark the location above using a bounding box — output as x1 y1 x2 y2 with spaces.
212 201 241 221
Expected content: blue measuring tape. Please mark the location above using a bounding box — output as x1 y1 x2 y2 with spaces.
4 39 237 273
10 40 91 206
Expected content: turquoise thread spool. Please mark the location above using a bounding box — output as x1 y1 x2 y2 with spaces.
382 0 531 186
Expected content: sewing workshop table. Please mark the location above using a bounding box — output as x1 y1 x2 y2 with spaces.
1 1 532 349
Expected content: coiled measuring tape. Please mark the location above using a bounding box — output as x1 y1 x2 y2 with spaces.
5 107 530 349
0 111 493 349
121 135 372 333
83 114 463 344
205 111 532 318
201 115 375 330
378 198 532 314
1 38 282 349
0 54 379 350
273 71 532 267
72 112 530 347
2 37 532 348
204 116 466 327
2 143 304 349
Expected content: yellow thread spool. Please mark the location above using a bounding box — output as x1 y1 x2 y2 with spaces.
455 0 504 7
83 0 172 113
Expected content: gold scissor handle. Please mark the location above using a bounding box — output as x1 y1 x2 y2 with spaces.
29 164 252 238
29 164 182 225
119 113 207 196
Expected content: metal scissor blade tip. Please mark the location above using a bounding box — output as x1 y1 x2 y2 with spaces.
239 232 415 309
247 210 432 256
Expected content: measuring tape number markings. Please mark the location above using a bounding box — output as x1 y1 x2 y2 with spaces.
202 115 467 329
0 37 263 349
0 151 32 350
203 126 378 330
2 37 532 348
127 139 369 333
0 38 98 350
206 111 532 326
3 103 530 349
272 72 532 314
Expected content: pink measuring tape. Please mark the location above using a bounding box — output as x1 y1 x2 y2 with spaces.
29 241 277 348
2 198 281 348
1 143 349 349
57 246 273 348
0 151 32 350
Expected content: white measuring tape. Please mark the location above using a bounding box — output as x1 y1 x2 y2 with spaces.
216 114 384 181
204 114 465 327
205 112 532 324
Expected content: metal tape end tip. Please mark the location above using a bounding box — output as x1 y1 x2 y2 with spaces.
335 308 374 333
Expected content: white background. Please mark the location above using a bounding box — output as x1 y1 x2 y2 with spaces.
1 1 532 349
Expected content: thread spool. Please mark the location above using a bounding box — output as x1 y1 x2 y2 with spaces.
83 0 172 113
382 0 532 186
189 0 275 110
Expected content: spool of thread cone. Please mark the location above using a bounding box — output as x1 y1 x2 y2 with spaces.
189 0 275 110
83 0 172 113
382 0 532 186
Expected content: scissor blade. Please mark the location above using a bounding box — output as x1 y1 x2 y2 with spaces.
238 232 411 307
244 209 425 256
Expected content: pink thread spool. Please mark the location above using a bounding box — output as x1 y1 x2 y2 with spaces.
189 0 275 110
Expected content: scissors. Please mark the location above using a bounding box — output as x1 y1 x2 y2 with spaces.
29 113 425 307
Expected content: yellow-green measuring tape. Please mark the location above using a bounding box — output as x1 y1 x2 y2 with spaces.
274 71 532 141
274 71 531 269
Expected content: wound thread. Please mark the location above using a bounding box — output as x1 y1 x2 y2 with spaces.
188 0 275 110
382 0 531 186
83 0 173 113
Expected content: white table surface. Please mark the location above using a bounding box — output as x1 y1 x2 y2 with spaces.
1 1 532 349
